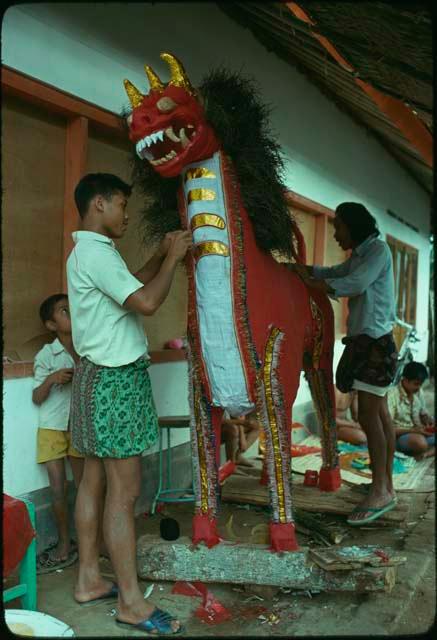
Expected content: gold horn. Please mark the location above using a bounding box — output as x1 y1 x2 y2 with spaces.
123 79 143 108
160 52 196 95
144 65 164 93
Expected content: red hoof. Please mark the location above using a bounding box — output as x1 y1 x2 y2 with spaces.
318 467 341 491
269 522 299 552
192 514 221 548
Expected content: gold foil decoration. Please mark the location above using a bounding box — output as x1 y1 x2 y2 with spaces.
263 328 287 524
144 65 165 93
194 241 229 261
309 297 323 368
123 79 144 109
192 383 209 513
188 189 216 203
185 167 216 182
191 214 226 231
161 52 196 96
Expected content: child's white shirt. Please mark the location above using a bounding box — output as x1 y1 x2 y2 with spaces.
33 338 74 431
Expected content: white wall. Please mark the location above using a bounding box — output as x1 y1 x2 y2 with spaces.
2 3 431 494
2 362 190 496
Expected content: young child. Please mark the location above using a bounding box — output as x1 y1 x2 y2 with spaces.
32 293 84 573
221 410 261 467
388 361 435 460
335 387 368 445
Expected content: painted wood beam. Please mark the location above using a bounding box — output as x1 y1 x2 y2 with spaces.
137 534 399 592
1 65 123 137
313 214 328 264
62 117 88 291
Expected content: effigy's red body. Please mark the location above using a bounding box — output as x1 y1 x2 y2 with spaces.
124 53 341 552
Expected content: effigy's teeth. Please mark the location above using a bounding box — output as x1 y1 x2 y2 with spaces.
180 128 190 148
165 126 180 143
157 130 164 142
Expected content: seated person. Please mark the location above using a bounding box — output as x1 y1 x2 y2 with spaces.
221 410 261 467
335 387 367 445
388 361 434 460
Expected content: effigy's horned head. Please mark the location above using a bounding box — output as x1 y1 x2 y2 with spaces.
124 52 220 178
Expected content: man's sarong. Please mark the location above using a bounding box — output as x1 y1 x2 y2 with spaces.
336 333 398 394
70 356 158 458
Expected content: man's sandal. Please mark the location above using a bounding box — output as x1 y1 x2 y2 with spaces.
37 548 78 575
346 498 397 526
116 607 184 635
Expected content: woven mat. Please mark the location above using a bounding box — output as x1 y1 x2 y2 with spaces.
291 435 434 491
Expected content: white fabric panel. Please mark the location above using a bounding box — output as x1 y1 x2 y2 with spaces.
184 153 254 415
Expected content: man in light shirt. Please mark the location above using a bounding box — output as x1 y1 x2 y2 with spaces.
290 202 398 526
67 173 190 634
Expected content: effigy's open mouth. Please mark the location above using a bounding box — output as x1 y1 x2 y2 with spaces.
135 123 196 166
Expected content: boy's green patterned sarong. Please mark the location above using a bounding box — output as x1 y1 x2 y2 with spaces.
70 356 158 458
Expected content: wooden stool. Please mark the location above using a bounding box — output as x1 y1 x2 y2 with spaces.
151 416 195 515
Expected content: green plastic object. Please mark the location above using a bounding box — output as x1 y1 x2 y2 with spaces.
3 498 37 610
151 419 195 515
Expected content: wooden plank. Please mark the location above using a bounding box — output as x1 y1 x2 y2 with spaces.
137 534 397 592
309 547 406 571
62 116 88 291
221 474 409 523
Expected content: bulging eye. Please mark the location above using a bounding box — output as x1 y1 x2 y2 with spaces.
156 97 177 112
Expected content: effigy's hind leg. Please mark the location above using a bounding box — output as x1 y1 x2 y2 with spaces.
305 365 341 490
257 327 299 551
305 298 341 491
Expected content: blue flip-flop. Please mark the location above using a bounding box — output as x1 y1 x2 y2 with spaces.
76 583 119 606
347 498 397 526
116 607 184 635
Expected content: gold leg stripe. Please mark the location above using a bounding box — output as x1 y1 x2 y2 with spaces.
184 167 216 182
194 241 229 261
188 188 216 203
191 213 226 231
193 383 210 514
263 327 287 524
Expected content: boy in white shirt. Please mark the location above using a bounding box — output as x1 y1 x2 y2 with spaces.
33 294 84 573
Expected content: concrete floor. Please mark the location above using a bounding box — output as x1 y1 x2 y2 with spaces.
5 461 435 637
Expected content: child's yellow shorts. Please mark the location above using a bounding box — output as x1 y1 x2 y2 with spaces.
37 428 84 464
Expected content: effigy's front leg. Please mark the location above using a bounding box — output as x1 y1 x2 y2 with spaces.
188 360 221 548
257 327 299 552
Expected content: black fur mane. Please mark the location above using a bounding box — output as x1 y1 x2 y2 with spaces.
126 68 295 259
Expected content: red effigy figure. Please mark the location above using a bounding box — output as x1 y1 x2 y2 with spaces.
122 53 341 551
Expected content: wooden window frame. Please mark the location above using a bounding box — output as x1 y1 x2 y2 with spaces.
386 234 418 325
286 192 348 334
2 65 126 290
2 66 187 376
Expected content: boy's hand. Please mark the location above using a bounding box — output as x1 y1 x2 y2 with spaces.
157 231 182 258
167 230 192 261
50 368 74 385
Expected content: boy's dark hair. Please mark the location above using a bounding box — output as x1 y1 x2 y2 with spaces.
335 202 380 245
74 173 132 218
402 361 429 383
39 294 68 325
